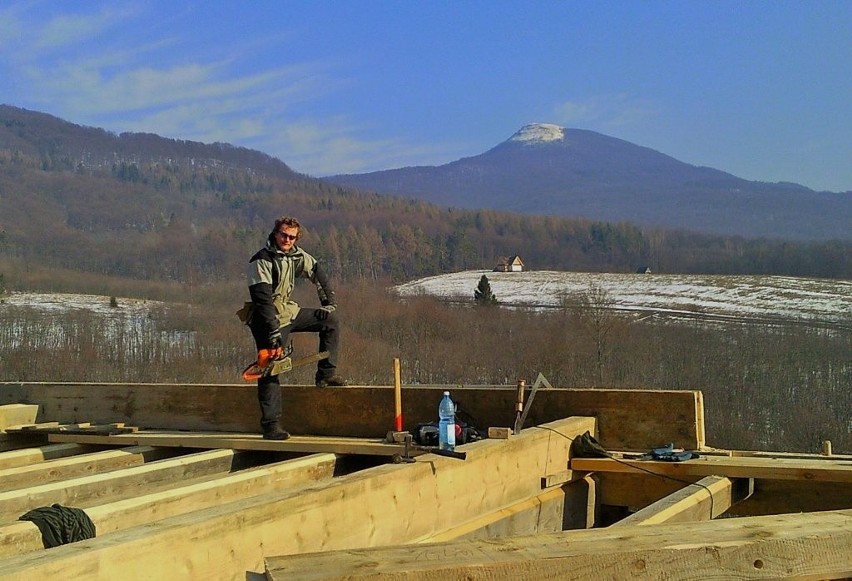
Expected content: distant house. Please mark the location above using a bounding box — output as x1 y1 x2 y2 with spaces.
494 256 525 272
636 266 652 274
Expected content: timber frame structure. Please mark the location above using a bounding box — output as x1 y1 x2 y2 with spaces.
0 381 850 580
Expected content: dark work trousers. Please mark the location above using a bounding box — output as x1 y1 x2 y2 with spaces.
250 307 339 429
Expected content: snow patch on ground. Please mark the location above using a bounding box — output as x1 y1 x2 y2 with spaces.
509 123 564 143
394 271 852 323
0 292 163 315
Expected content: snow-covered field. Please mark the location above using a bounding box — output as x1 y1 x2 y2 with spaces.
0 292 162 315
2 270 850 326
0 292 184 350
394 271 852 325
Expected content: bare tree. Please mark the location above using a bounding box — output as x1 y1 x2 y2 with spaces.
573 282 622 387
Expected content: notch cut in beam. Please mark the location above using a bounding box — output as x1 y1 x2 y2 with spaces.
612 475 753 526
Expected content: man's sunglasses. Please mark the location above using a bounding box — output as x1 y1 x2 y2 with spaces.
276 232 297 241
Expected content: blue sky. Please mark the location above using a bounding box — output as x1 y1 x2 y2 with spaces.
1 1 850 191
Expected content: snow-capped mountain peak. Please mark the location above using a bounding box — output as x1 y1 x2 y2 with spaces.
509 123 565 144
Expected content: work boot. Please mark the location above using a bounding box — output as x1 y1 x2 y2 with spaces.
262 423 290 440
316 375 348 388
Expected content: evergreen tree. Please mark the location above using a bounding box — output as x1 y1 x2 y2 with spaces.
474 274 498 306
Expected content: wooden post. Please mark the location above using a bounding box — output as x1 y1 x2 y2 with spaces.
393 358 403 432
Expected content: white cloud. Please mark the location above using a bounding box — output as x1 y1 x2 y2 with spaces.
36 10 123 50
0 1 450 177
553 94 658 130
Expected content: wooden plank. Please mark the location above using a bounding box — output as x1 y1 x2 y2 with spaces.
612 475 753 526
0 416 596 580
49 431 414 457
0 453 337 559
487 427 512 439
0 382 703 451
0 404 38 431
571 455 852 483
5 421 59 431
5 422 138 435
0 445 178 492
264 509 852 581
0 448 247 523
0 432 47 452
700 447 852 461
0 443 105 470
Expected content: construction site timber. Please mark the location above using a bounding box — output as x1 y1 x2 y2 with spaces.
0 375 850 580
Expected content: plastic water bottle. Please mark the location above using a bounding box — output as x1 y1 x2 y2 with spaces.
438 391 456 451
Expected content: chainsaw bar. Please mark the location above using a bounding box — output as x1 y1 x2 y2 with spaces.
242 351 330 381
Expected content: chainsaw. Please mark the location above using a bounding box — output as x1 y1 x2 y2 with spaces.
241 345 330 381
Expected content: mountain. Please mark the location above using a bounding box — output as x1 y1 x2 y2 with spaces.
327 123 852 241
0 104 296 179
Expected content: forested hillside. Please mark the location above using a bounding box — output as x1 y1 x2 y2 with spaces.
1 105 850 292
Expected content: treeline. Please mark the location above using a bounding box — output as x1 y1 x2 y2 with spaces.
2 151 851 290
1 278 848 454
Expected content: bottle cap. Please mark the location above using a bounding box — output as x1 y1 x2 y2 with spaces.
443 391 449 396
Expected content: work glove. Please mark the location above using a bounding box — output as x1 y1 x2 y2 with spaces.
258 333 283 367
257 346 283 369
315 300 337 321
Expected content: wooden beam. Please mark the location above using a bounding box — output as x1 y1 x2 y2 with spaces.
0 404 38 431
420 486 570 543
572 454 852 483
0 443 105 470
0 432 47 453
595 470 852 517
595 471 696 509
420 474 598 542
0 453 337 559
1 382 703 451
49 431 414 457
0 448 248 523
728 479 852 516
0 416 595 580
612 475 753 526
264 509 852 581
0 445 177 492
